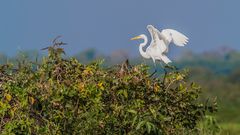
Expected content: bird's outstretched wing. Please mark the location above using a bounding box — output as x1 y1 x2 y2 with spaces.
160 29 189 46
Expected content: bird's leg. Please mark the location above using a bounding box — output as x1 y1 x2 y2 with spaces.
173 65 179 71
160 62 167 84
150 67 157 77
159 62 167 73
149 61 157 77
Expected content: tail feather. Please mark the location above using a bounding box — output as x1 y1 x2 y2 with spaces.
160 55 172 64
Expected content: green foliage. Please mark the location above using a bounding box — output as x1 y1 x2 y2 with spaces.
197 115 220 135
0 43 217 134
176 52 240 134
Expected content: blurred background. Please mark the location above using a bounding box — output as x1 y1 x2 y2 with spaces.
0 0 240 133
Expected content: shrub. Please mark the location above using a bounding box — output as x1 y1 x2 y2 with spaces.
0 41 217 134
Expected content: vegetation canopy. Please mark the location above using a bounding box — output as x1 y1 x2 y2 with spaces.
0 40 217 134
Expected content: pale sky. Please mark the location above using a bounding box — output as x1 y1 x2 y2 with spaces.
0 0 239 56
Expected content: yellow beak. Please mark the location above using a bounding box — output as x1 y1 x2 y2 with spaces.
130 36 141 40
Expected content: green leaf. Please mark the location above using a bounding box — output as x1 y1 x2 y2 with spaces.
131 116 138 127
146 122 152 134
127 109 137 114
136 121 146 130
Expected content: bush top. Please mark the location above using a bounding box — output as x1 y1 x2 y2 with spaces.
0 42 217 135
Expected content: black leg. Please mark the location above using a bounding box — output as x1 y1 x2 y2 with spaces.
174 65 179 71
150 68 157 77
163 67 167 83
149 62 157 77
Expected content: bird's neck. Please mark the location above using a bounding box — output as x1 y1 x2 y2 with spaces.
139 35 150 59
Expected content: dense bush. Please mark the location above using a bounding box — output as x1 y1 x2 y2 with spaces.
0 42 217 134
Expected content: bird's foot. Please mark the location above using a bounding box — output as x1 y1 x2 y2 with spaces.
164 65 178 71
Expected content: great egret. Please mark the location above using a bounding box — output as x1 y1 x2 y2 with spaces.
131 25 189 74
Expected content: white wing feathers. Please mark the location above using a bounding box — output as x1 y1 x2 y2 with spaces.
147 25 168 53
161 29 189 46
147 25 154 47
145 25 188 64
147 25 158 47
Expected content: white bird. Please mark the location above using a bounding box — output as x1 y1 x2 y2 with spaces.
131 25 189 73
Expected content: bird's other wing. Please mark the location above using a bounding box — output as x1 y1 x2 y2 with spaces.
147 25 160 48
151 27 171 53
148 25 169 53
147 25 170 53
147 25 154 47
152 27 170 45
161 29 189 46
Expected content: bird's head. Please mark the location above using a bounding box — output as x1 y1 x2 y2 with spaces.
130 34 146 41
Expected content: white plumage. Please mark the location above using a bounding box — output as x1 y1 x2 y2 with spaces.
148 25 189 53
131 25 189 70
